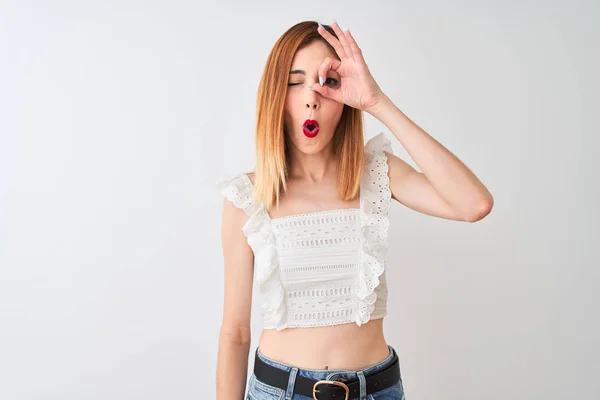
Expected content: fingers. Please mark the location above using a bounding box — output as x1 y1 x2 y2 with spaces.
317 23 349 60
343 29 365 65
311 81 343 104
329 22 354 61
311 56 343 103
317 56 342 86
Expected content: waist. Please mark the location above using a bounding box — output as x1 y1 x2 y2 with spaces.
258 318 387 370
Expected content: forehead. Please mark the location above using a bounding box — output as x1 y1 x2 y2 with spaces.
291 40 337 67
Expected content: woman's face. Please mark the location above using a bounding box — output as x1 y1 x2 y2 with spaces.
283 40 344 155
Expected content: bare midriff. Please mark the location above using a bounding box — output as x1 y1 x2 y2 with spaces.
257 318 389 370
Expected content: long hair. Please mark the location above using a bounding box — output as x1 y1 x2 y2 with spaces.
252 21 364 211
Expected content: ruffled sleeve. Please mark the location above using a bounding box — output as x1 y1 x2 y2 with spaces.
355 132 393 326
243 208 287 331
216 172 287 330
216 172 261 217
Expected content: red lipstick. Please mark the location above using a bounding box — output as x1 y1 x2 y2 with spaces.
303 119 320 138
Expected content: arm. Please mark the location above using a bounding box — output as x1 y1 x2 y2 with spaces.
310 23 491 222
367 95 494 223
216 197 255 400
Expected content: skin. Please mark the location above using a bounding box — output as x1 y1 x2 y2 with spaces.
257 39 390 370
217 21 494 399
282 40 343 181
268 40 358 219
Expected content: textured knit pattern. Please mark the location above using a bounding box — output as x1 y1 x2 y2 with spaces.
217 132 393 331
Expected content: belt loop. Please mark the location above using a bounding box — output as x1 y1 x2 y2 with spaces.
357 370 367 400
284 366 298 400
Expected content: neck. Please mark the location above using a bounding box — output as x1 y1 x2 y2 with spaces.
287 146 337 183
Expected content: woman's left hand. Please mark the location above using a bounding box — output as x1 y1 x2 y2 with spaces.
312 22 386 113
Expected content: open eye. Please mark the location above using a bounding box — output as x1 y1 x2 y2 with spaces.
325 77 339 87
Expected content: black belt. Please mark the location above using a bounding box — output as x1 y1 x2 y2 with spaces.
253 349 401 399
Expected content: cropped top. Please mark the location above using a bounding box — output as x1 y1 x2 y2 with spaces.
216 132 393 331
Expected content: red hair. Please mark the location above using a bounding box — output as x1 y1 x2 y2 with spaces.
252 21 365 210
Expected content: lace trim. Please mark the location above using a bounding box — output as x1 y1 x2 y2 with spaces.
355 132 393 326
216 131 393 330
271 208 361 222
217 172 287 330
216 173 259 217
243 207 287 331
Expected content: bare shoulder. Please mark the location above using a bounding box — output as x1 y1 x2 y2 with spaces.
218 171 257 251
219 171 256 227
384 150 413 183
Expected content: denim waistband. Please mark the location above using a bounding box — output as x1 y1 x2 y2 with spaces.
255 344 397 381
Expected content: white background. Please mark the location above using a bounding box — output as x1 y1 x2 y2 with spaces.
1 1 598 399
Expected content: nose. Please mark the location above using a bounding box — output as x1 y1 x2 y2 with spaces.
306 97 320 110
305 85 320 110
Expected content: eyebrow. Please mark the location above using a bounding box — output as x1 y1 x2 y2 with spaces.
289 69 305 75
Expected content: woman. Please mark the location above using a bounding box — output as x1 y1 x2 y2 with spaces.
216 20 493 400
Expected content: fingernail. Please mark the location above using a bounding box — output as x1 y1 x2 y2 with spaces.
318 23 324 30
319 76 324 86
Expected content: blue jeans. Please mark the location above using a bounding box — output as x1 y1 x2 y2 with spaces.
246 345 405 400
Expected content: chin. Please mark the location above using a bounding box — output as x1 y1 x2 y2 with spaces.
298 133 328 147
287 128 333 153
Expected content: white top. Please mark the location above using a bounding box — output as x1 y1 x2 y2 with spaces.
217 132 393 331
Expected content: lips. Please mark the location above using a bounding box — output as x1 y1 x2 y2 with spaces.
303 119 320 138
